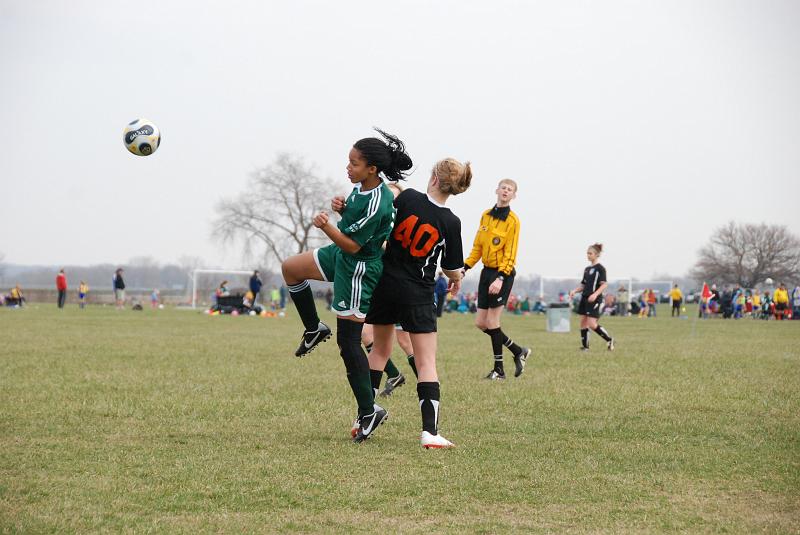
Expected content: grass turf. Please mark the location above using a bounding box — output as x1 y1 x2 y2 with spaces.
1 304 798 533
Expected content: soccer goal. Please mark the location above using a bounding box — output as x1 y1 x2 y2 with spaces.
536 275 633 303
191 269 254 309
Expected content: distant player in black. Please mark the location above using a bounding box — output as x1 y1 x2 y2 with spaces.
365 157 472 448
569 243 615 351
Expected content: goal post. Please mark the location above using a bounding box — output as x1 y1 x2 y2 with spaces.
191 269 254 309
537 275 633 303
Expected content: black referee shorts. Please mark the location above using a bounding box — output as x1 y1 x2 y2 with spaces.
477 267 515 309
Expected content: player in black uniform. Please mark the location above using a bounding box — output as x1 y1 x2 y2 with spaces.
365 157 472 448
568 243 615 351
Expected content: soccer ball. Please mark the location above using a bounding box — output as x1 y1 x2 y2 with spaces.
765 278 774 285
123 118 161 156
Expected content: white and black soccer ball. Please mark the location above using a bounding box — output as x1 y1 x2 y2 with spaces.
123 118 161 156
765 277 774 285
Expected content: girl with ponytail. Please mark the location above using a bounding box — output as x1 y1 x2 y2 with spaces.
365 157 472 449
568 243 615 351
281 128 412 443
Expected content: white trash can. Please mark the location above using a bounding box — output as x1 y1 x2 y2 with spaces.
546 303 571 333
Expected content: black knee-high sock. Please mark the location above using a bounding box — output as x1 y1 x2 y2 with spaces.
337 319 373 415
417 381 440 435
580 328 589 348
500 329 523 356
370 369 383 398
593 325 612 342
484 328 504 372
407 354 418 378
288 281 320 331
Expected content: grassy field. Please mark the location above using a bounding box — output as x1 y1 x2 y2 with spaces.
1 304 798 533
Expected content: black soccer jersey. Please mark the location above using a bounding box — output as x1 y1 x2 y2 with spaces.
581 263 607 297
380 189 464 304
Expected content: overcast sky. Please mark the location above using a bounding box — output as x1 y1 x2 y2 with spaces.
1 0 798 279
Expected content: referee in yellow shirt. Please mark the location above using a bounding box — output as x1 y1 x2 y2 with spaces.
464 178 531 380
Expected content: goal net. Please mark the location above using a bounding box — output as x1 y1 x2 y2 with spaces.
535 275 633 304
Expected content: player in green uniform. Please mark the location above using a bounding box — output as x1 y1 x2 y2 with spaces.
281 129 412 443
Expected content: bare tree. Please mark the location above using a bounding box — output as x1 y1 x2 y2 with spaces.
178 255 205 275
691 222 800 287
213 153 337 266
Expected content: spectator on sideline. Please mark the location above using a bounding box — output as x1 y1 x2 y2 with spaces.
8 285 24 307
216 280 230 297
733 287 746 319
720 286 733 318
773 283 789 320
791 285 800 320
270 286 280 309
249 270 262 305
434 272 448 317
150 289 160 309
113 268 126 310
279 284 287 309
760 290 773 320
638 291 649 318
603 293 616 315
751 290 762 319
56 269 67 309
78 281 89 309
616 285 629 317
670 284 683 317
646 289 657 317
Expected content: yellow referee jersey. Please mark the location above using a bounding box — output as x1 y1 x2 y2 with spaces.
464 208 520 276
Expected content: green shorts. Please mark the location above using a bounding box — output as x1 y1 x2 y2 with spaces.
313 244 383 319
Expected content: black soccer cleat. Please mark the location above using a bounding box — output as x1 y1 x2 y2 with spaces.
513 347 531 377
353 406 389 443
294 322 332 357
379 373 406 397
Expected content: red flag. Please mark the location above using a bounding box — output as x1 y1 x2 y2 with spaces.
701 282 712 300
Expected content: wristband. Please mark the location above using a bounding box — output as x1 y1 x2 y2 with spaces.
497 275 505 282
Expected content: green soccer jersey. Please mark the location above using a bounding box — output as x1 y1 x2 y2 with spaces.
338 181 396 260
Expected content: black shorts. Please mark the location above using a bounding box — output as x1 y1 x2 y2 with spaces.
578 295 602 318
477 267 515 309
366 293 437 334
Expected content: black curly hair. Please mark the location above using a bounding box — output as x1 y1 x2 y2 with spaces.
353 128 413 182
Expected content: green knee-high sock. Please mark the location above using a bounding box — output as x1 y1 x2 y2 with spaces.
385 359 400 378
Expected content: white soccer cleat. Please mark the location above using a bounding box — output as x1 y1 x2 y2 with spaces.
421 431 455 449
